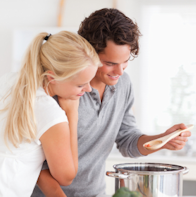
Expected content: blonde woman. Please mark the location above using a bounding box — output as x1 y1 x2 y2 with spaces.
0 31 101 197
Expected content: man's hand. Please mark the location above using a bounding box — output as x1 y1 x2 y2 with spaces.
138 123 192 155
162 123 191 150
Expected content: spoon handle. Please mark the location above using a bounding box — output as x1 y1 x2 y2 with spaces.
162 124 194 143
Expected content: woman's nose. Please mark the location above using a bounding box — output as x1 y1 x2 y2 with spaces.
84 83 92 92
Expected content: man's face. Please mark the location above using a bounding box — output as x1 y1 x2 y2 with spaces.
95 40 130 86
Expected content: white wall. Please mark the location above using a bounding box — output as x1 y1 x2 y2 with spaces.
0 0 118 76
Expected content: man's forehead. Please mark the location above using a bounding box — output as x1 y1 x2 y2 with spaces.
98 52 130 64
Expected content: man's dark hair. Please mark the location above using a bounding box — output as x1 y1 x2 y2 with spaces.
78 8 142 58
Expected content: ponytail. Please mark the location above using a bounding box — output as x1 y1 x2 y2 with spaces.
4 32 48 147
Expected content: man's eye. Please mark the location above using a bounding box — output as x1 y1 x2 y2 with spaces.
78 85 84 88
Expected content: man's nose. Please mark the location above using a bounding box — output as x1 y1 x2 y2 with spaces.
115 64 124 75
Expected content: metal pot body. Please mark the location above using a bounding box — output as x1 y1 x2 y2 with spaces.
106 163 189 197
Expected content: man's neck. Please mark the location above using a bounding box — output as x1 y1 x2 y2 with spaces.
90 78 106 101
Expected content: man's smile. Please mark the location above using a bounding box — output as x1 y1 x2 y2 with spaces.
107 74 120 80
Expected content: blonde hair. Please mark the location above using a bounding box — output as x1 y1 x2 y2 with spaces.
4 31 101 147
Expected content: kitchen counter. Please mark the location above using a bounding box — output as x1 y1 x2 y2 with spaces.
98 196 196 197
97 195 196 197
97 195 110 197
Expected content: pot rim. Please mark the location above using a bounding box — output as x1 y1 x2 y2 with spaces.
113 162 186 175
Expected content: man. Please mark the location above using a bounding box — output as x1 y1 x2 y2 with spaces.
32 8 191 197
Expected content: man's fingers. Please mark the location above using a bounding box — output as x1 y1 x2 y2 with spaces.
164 143 176 150
169 139 186 146
164 125 192 151
168 141 185 150
172 123 187 131
166 123 187 134
170 136 188 143
180 130 191 137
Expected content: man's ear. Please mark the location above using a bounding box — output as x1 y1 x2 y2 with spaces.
46 70 56 84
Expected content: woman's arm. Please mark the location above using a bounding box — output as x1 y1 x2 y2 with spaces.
58 98 79 174
37 170 67 197
39 99 79 186
40 122 76 186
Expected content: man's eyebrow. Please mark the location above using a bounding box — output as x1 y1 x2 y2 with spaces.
104 57 130 64
104 61 118 64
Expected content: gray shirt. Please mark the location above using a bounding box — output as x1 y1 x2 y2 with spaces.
31 72 143 197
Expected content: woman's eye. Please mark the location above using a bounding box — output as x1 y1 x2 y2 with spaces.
106 63 114 66
78 85 84 88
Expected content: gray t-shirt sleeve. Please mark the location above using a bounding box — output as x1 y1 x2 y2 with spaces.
115 77 144 158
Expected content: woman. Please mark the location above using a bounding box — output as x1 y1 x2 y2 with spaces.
0 31 101 197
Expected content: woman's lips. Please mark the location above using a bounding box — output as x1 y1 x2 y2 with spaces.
107 74 119 80
77 93 84 96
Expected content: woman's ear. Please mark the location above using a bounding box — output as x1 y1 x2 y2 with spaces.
46 71 56 84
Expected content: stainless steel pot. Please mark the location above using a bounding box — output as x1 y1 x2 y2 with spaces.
106 163 189 197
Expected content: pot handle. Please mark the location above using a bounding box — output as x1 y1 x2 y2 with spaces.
183 166 189 175
106 171 129 179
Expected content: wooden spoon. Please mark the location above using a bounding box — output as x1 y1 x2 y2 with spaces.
143 124 194 150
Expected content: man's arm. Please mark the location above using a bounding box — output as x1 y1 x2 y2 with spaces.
115 77 191 157
37 170 66 197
